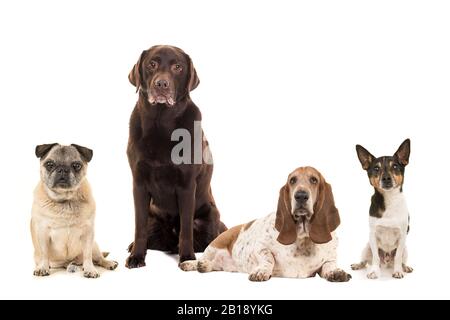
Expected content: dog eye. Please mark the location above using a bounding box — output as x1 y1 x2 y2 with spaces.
72 162 82 172
173 64 182 72
373 167 380 172
289 177 297 185
393 164 399 170
45 161 55 170
148 61 157 70
310 177 318 184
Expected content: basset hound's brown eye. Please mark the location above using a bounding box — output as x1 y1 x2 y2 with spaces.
310 176 318 184
173 64 183 72
289 177 297 185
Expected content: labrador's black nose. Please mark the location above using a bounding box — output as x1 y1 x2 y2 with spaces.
154 78 170 89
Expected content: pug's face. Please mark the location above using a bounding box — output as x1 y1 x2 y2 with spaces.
35 143 93 192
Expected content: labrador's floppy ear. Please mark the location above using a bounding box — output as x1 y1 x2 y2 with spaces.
186 54 200 92
71 144 93 163
128 50 148 93
35 143 58 159
394 138 410 166
275 184 297 245
309 178 340 244
356 144 375 170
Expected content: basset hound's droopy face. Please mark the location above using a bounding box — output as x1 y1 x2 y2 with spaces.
275 167 340 246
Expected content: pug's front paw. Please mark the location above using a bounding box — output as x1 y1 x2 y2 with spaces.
33 268 50 277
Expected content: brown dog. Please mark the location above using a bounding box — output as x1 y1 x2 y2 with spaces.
126 45 227 268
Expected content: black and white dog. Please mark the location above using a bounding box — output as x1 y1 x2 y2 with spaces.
352 139 413 279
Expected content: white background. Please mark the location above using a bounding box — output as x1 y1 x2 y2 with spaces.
0 0 449 300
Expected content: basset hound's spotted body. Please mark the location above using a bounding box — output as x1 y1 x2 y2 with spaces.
180 167 351 282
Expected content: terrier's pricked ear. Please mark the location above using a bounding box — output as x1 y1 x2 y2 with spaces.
356 145 375 170
394 139 411 166
71 144 93 163
35 143 58 159
128 50 148 93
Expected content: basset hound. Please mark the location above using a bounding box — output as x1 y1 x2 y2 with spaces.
180 167 352 282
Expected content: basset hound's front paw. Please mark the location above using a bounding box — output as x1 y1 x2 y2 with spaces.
249 269 272 282
326 269 352 282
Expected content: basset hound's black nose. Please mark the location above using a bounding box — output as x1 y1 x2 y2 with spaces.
294 191 309 203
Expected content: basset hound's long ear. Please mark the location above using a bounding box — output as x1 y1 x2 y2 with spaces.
310 177 340 244
186 53 200 92
275 184 297 245
128 50 148 93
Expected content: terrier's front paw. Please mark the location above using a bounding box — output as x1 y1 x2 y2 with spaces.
326 269 352 282
249 269 272 282
125 255 146 269
367 268 380 279
83 268 100 279
392 271 404 279
33 268 50 277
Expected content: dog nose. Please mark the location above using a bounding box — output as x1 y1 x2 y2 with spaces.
294 191 309 203
154 78 170 89
56 167 70 175
382 175 392 183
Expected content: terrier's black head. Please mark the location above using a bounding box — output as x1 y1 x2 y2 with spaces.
356 139 410 192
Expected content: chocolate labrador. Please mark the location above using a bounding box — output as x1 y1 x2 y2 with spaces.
126 45 227 268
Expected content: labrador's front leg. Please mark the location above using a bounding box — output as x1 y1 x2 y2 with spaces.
177 184 197 263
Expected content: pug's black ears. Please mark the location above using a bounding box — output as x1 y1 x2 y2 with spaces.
35 143 58 159
71 144 93 163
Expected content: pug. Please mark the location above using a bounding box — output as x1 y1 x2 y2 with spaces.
31 143 118 278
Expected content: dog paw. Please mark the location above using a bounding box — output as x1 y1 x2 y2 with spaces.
197 260 213 273
351 262 367 270
326 269 352 282
403 264 413 273
249 270 272 282
179 260 198 272
367 271 380 279
125 255 146 269
179 254 196 264
104 260 119 271
66 263 81 273
33 268 50 277
392 271 404 279
83 269 100 279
